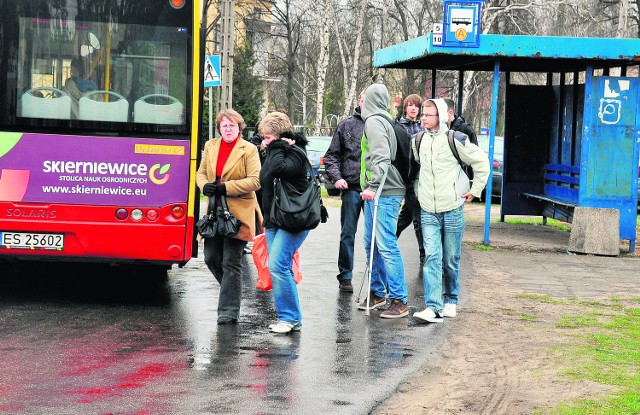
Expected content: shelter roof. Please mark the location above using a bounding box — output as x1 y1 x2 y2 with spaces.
374 34 640 73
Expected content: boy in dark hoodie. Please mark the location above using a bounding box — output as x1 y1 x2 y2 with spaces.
396 93 426 265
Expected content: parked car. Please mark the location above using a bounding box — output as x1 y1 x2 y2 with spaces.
476 134 504 198
305 136 335 192
318 155 340 196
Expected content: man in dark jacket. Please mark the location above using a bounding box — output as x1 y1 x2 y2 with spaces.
444 98 478 146
324 90 366 292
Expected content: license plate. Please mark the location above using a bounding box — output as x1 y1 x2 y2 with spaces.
0 232 64 250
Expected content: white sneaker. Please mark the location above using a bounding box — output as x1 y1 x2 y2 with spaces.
443 303 457 318
269 321 302 333
413 308 443 323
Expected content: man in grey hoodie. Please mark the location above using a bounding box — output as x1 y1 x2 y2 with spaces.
357 83 409 318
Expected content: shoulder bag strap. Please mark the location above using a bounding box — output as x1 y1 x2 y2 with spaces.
219 194 231 213
206 195 216 216
447 130 464 169
414 130 425 164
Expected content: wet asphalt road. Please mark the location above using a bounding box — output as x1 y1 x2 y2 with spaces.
0 205 469 414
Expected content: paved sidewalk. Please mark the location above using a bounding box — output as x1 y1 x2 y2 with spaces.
463 202 640 299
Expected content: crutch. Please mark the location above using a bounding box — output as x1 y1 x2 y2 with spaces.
363 165 389 316
355 262 369 303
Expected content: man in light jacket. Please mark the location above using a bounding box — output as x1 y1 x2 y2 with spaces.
412 98 489 323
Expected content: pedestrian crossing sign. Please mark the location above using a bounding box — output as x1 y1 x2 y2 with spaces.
204 55 221 87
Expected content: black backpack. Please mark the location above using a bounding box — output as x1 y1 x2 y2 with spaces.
375 114 419 184
415 130 473 180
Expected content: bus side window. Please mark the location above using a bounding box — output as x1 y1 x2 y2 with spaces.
112 60 133 99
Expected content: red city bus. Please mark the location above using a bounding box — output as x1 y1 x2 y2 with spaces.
0 0 204 270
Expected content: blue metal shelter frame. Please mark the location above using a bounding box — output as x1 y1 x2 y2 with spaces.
374 34 640 251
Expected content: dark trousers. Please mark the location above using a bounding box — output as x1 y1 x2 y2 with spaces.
337 189 364 281
203 235 247 320
396 185 425 260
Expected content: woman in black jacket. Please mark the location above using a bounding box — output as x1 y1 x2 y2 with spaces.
258 111 310 334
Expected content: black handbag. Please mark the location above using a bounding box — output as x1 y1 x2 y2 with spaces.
196 196 217 239
270 159 322 232
214 194 241 237
196 194 240 238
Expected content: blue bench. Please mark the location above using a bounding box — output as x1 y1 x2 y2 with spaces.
521 164 579 223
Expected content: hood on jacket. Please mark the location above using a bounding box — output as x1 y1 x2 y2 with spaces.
361 83 390 120
279 130 308 150
425 98 449 135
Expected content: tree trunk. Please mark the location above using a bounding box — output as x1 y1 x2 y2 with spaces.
617 0 629 37
333 27 349 117
313 0 332 135
342 0 366 117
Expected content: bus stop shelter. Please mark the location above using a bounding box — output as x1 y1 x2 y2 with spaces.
374 34 640 253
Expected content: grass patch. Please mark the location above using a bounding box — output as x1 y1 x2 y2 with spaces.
542 299 640 415
321 188 342 207
502 217 572 232
552 391 640 415
464 241 494 251
517 293 565 305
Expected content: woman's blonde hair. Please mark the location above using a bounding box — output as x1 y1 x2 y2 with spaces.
258 111 292 137
216 108 245 134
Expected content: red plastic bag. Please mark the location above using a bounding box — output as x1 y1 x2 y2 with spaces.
252 233 302 291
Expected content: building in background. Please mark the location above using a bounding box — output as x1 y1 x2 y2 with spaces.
205 0 275 115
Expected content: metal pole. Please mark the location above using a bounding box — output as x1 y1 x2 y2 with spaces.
217 0 235 112
457 70 464 114
483 59 500 245
431 70 436 98
208 86 213 140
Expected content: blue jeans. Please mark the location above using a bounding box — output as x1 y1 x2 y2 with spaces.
420 205 465 312
337 189 363 281
363 195 407 303
265 227 309 323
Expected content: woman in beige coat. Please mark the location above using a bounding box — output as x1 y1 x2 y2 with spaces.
196 109 262 324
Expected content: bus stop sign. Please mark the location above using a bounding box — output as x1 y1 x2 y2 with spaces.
442 1 482 48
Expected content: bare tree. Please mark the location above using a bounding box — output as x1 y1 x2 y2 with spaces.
202 0 637 131
388 0 441 96
249 0 310 120
340 0 367 117
618 0 630 37
312 0 332 134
